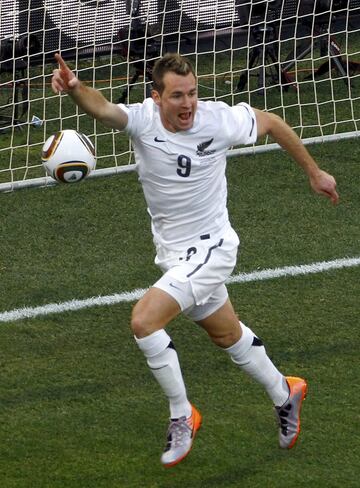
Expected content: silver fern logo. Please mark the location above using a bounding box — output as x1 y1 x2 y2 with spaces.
196 138 216 156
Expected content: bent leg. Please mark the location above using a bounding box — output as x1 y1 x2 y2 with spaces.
131 287 181 338
197 300 289 407
195 298 241 347
131 287 192 419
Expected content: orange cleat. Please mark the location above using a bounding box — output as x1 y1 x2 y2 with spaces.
161 404 202 467
275 376 308 449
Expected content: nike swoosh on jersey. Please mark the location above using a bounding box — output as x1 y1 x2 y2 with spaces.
169 282 182 291
154 136 166 142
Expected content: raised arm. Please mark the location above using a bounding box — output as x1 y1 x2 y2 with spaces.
51 53 128 131
254 108 339 204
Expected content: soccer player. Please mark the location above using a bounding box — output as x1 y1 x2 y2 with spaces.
52 52 339 467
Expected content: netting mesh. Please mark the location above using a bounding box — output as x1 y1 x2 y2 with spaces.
0 0 360 191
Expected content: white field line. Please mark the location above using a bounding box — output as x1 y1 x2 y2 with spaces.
1 256 359 323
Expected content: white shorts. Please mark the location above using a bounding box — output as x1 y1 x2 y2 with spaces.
153 226 239 321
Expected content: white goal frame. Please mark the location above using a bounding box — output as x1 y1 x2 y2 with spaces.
0 0 359 192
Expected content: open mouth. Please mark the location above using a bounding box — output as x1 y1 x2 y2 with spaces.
179 112 191 122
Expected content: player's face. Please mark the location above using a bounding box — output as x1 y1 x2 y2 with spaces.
152 72 198 132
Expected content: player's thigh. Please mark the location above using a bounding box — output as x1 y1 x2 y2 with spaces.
196 299 241 348
131 287 181 338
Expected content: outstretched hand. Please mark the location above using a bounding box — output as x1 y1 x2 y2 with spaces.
310 169 339 205
51 53 79 94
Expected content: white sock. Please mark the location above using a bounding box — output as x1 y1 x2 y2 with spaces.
225 322 289 407
135 330 192 419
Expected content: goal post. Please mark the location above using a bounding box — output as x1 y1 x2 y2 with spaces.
0 0 360 192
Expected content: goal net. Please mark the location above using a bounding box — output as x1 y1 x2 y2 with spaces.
0 0 359 192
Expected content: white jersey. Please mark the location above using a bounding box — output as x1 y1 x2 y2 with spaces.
120 98 257 251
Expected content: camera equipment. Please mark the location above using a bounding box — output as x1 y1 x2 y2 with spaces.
237 0 286 94
281 0 351 86
0 33 40 131
117 0 161 103
0 33 40 72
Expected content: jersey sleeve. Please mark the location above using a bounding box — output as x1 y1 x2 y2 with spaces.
117 101 153 138
225 102 257 146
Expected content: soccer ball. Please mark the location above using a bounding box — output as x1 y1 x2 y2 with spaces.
42 129 96 183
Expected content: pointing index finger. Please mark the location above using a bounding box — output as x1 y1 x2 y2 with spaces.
55 53 68 71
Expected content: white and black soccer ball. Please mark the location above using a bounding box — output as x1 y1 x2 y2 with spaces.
42 129 96 183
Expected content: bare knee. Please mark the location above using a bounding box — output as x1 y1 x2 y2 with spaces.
131 304 154 338
197 302 242 348
208 328 242 348
131 288 180 338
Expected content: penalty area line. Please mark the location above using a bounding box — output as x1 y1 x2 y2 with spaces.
1 256 359 324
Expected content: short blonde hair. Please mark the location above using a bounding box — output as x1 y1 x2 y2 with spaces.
151 53 195 93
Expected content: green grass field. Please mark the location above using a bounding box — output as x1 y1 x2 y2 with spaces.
0 137 359 487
